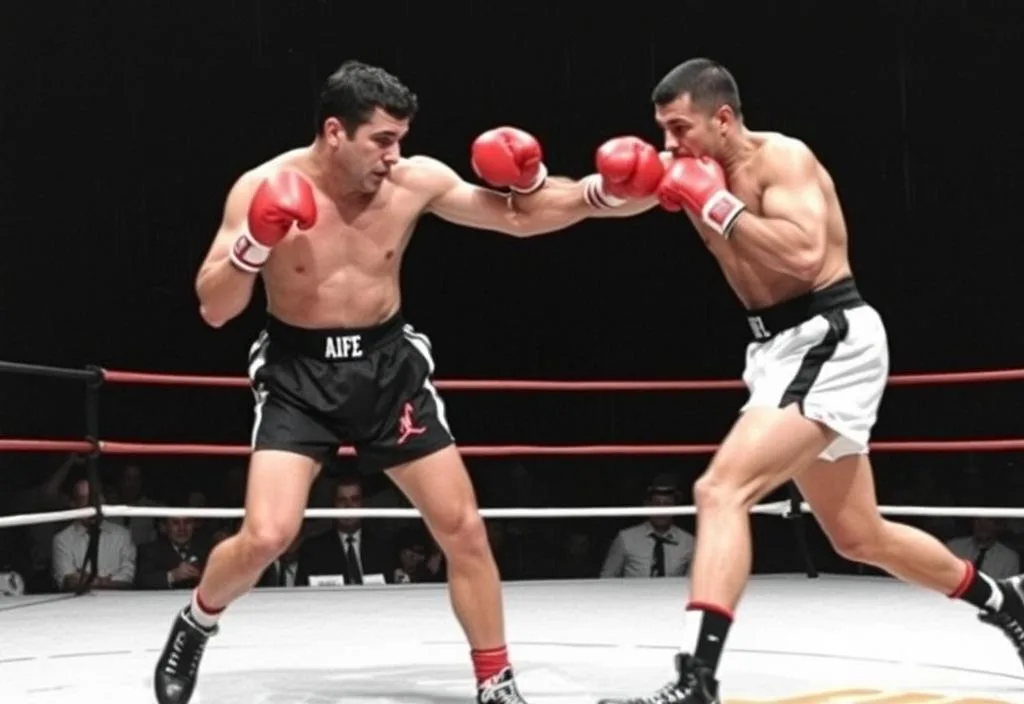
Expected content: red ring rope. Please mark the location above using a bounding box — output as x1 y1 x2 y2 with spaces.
97 367 1024 390
1 438 1022 455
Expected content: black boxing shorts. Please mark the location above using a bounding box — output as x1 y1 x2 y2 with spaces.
246 311 455 472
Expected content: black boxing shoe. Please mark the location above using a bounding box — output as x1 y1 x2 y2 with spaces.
477 666 530 704
978 575 1024 668
153 607 217 704
597 653 720 704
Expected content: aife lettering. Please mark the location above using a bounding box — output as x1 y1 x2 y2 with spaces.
324 335 363 359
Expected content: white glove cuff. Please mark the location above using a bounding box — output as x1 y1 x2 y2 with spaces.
229 230 270 273
510 163 548 195
582 174 627 209
701 190 746 239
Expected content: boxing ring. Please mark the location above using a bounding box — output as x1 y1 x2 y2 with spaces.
2 360 1023 704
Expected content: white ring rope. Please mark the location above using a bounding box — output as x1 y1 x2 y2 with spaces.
2 502 1023 529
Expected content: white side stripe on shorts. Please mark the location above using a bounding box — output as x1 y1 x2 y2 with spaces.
402 325 452 438
248 331 270 450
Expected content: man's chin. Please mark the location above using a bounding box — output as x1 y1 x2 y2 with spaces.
363 172 388 191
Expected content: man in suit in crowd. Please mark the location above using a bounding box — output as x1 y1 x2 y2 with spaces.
137 516 213 590
296 473 393 585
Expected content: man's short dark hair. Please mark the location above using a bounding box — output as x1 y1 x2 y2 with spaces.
651 58 742 120
314 60 419 137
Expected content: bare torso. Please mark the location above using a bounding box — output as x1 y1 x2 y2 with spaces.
253 149 435 328
685 132 852 309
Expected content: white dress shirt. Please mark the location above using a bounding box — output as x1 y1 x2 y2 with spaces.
52 520 136 586
600 522 694 578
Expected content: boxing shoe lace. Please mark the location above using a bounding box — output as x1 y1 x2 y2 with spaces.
979 576 1024 663
597 654 720 704
477 667 529 704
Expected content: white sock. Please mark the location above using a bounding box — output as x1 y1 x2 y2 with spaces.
189 590 223 629
680 609 705 655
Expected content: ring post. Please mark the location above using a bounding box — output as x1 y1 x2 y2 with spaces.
78 365 105 594
784 483 818 579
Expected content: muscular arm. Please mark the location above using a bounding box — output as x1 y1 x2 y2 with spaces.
194 173 262 327
728 142 828 280
419 157 656 238
511 174 659 230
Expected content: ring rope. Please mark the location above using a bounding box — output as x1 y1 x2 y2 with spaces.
3 501 1024 531
96 367 1024 390
1 438 1023 455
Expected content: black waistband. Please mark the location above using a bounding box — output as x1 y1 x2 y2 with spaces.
745 277 864 342
264 312 406 360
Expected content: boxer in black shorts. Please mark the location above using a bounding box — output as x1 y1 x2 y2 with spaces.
249 313 454 472
149 60 646 704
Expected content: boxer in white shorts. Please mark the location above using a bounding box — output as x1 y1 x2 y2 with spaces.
599 58 1024 704
496 56 1024 704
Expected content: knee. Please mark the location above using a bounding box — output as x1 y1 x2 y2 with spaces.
827 520 886 564
432 510 490 561
240 519 299 566
693 471 759 513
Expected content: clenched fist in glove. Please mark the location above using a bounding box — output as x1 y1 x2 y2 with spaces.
585 136 665 208
230 171 317 273
656 157 746 238
471 127 547 194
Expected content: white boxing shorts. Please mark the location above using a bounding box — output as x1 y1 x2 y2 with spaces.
739 278 889 461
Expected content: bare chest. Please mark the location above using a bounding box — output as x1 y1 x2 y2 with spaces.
266 190 422 278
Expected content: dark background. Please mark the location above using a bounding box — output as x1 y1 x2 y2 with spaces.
1 0 1022 570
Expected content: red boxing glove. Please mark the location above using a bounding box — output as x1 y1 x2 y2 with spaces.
585 137 665 208
231 171 317 273
471 127 547 194
656 157 746 238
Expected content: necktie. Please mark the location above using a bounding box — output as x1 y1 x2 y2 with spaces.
651 535 668 577
345 536 363 585
974 546 990 571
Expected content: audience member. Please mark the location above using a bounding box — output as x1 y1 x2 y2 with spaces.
600 473 694 578
136 516 213 590
52 478 136 591
295 474 393 586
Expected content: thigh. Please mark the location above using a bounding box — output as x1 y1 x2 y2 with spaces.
705 403 836 504
357 326 455 474
794 453 881 540
243 450 322 533
386 446 478 536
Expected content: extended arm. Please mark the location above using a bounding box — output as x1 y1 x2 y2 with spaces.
425 128 665 237
510 135 673 225
425 163 657 238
